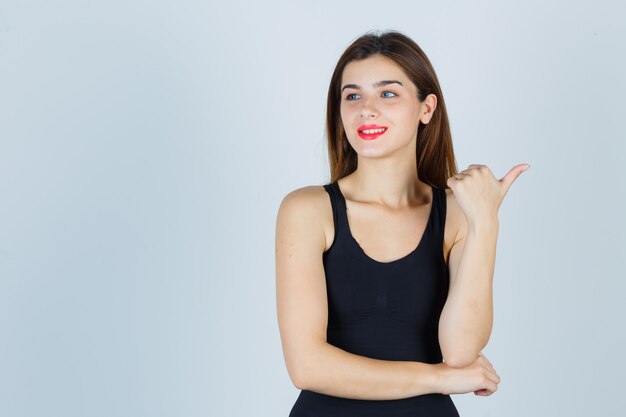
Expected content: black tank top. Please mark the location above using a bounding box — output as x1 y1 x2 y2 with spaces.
289 180 460 417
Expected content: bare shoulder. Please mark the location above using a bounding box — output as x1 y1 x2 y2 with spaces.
276 185 333 253
443 188 468 264
278 185 329 212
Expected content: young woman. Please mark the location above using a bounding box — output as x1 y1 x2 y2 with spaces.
275 30 529 416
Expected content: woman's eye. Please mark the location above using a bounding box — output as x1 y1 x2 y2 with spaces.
345 91 396 100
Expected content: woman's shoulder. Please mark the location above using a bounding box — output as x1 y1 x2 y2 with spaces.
276 184 334 252
279 184 330 208
277 184 333 226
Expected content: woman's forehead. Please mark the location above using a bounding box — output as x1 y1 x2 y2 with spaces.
341 56 413 90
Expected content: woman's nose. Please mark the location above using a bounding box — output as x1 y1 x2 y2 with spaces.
359 98 378 118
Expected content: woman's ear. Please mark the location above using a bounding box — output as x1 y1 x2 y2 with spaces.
420 94 437 124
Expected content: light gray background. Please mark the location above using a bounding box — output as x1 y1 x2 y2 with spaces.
1 1 625 416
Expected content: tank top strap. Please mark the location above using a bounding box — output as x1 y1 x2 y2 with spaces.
430 186 447 256
322 181 348 242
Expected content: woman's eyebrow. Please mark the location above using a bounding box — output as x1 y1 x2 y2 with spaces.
341 80 404 92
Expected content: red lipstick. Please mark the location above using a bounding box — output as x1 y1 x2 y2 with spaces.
357 124 388 140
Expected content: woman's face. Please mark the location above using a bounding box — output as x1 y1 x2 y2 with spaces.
340 55 425 159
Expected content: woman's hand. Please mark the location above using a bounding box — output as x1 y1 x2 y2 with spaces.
446 163 529 228
434 352 501 396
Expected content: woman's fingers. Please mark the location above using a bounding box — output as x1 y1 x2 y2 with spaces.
477 353 500 395
479 353 493 368
474 388 493 396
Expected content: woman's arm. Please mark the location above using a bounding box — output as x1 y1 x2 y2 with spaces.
276 187 444 400
438 211 499 369
292 342 442 400
439 163 527 368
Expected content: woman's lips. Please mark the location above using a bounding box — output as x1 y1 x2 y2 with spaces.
357 125 388 140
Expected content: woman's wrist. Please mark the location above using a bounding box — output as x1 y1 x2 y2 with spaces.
430 362 450 395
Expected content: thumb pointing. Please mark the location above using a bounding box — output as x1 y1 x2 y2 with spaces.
500 163 530 193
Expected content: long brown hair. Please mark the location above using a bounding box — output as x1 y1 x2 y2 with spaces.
326 30 458 189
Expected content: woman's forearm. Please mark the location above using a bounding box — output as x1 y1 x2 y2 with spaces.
294 342 443 400
438 221 498 367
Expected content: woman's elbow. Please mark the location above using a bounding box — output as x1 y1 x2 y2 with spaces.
289 357 316 390
292 374 306 390
442 351 480 368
